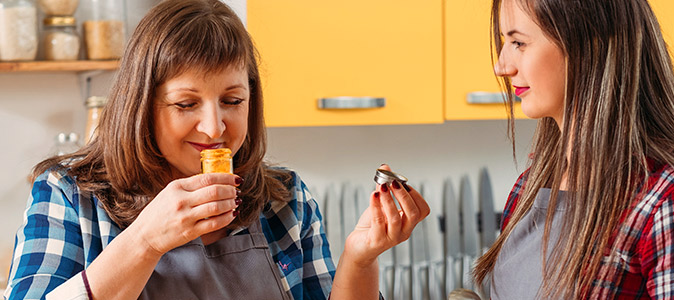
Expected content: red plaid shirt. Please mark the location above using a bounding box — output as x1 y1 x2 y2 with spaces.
501 162 674 299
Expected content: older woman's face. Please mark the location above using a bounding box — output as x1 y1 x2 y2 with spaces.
154 66 249 178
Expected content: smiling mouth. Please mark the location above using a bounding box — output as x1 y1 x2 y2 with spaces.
188 142 224 152
513 86 530 96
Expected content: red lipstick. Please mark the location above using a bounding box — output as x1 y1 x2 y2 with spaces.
513 86 530 96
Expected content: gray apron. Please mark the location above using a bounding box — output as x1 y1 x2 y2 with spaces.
139 219 292 300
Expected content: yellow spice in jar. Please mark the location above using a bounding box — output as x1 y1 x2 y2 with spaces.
200 148 233 174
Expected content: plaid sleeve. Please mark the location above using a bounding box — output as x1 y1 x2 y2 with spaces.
261 170 337 300
296 178 336 299
500 169 529 230
643 195 674 298
4 171 87 300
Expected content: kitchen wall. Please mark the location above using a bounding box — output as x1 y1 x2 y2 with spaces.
0 0 538 286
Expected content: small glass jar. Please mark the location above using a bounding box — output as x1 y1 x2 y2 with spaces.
0 0 38 61
53 132 80 156
80 0 125 60
43 16 80 60
201 148 233 174
37 0 78 16
84 96 106 144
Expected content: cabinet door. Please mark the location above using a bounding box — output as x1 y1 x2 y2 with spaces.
444 1 526 120
651 0 674 55
248 1 443 127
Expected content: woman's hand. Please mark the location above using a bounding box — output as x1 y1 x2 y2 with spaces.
342 165 430 266
129 173 241 257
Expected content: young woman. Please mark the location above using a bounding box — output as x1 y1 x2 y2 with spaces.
474 0 674 298
4 1 429 299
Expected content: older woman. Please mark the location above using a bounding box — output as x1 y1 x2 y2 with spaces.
4 1 429 299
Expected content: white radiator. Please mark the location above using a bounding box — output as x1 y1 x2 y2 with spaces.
311 168 499 300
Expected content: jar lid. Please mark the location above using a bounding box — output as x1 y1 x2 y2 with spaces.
44 16 76 26
374 168 408 185
56 133 79 144
86 96 107 108
200 148 233 158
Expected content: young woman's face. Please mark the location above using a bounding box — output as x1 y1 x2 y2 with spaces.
153 66 249 178
495 0 567 126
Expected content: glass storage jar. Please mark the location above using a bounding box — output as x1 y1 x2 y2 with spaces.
84 96 107 144
37 0 78 16
201 148 233 174
43 16 80 60
0 0 38 61
80 0 125 60
53 132 81 156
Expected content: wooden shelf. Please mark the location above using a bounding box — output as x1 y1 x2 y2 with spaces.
0 60 119 72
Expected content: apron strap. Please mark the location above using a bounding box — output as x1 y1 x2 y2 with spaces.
248 217 270 248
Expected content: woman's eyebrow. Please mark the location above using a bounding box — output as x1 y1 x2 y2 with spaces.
165 87 199 95
225 84 248 91
506 29 529 37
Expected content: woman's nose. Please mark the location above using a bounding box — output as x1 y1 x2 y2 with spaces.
196 107 226 139
494 52 517 77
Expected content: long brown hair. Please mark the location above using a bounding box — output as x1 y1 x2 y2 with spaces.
31 0 292 229
474 0 674 298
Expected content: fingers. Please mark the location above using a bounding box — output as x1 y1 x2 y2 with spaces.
193 210 238 233
368 191 386 237
402 184 431 220
189 184 240 207
378 183 402 239
191 198 241 220
390 181 422 234
176 173 243 192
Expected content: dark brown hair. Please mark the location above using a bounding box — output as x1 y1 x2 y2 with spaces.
32 0 292 229
474 0 674 298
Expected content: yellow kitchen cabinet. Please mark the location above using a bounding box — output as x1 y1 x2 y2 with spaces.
444 1 527 120
651 0 674 56
247 1 443 127
445 0 674 121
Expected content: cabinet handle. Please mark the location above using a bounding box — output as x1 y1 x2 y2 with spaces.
318 97 386 109
466 92 521 104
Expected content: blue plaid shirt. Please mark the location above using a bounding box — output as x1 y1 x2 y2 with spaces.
4 168 336 300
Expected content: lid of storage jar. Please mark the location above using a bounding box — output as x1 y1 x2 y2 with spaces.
44 16 76 26
86 96 107 108
56 132 79 144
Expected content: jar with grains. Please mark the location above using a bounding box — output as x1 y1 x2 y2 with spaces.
80 0 125 60
0 0 38 61
84 96 107 144
43 16 80 60
37 0 78 16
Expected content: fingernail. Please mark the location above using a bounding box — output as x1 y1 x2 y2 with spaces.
235 198 242 205
233 210 239 217
374 191 380 198
402 182 411 192
392 180 401 190
381 184 389 193
236 189 241 196
235 176 244 185
379 163 387 168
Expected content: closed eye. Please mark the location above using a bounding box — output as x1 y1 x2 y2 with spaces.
222 98 244 105
174 102 196 109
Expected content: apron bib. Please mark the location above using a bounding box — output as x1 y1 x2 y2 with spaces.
139 219 291 300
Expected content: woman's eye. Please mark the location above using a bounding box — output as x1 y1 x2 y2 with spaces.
174 102 196 109
222 98 244 105
512 41 525 49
